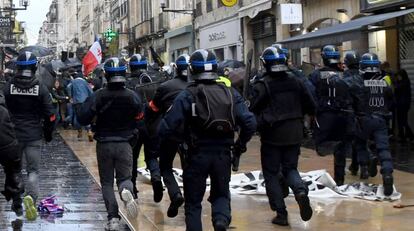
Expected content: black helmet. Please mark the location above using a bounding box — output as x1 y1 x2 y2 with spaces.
343 50 360 69
129 54 147 71
321 45 340 66
16 51 38 77
360 53 381 75
176 54 190 77
260 46 288 73
104 57 127 83
189 49 218 80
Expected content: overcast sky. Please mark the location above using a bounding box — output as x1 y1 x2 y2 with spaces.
15 0 53 45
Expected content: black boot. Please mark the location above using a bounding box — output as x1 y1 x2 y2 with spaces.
272 213 289 226
167 193 184 218
334 176 344 186
151 175 164 203
369 157 378 177
213 219 227 231
383 173 394 196
295 192 313 222
348 163 359 176
360 165 369 179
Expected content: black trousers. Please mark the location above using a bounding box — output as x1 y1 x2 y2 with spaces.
159 139 183 200
260 143 307 215
0 143 23 204
183 146 231 231
396 106 414 140
131 126 161 193
96 142 134 220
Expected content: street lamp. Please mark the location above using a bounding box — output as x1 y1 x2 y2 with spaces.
159 0 196 52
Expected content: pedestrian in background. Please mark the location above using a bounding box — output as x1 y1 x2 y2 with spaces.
395 69 414 142
66 69 94 141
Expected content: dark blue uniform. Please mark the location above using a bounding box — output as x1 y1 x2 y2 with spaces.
159 81 256 231
353 75 394 175
310 67 354 184
250 71 316 218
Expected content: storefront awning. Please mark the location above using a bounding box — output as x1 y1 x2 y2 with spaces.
238 0 272 19
278 8 414 49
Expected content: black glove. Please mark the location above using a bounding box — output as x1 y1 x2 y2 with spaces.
232 141 247 172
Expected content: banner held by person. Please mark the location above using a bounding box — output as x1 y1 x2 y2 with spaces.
82 41 102 77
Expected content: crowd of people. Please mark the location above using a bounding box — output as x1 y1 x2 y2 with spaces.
0 42 411 231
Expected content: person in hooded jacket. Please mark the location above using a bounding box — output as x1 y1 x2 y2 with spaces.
3 51 55 221
126 54 163 202
0 93 24 220
149 54 190 218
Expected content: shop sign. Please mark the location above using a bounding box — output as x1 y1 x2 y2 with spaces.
221 0 237 7
0 17 11 28
280 4 303 25
209 32 226 42
200 19 240 49
360 0 407 12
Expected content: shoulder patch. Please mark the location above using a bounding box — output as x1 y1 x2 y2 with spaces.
10 84 40 96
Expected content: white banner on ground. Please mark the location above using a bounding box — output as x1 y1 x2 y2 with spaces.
137 168 401 201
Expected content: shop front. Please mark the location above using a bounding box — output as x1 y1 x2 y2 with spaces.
199 18 242 62
165 25 193 63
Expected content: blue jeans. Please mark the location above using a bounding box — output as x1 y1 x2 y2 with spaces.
355 115 393 174
260 143 307 215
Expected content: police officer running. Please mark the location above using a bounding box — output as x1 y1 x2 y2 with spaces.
159 49 256 231
76 58 141 230
250 46 315 226
126 54 163 202
309 45 354 186
4 52 55 221
342 51 364 176
354 53 395 196
149 54 190 217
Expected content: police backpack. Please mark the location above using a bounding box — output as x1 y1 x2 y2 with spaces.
317 70 349 110
187 82 236 138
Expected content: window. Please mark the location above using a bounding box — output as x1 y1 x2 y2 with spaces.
196 2 202 17
141 0 152 21
207 0 213 12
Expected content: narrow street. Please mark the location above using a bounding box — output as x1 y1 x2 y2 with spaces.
0 135 130 231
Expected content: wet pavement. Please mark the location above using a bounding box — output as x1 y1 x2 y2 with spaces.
0 135 130 231
61 129 414 231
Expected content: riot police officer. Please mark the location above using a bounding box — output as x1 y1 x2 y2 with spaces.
76 57 141 230
127 54 163 201
149 54 190 217
4 52 55 221
159 49 256 231
309 45 354 186
250 46 315 226
354 53 394 196
342 51 363 176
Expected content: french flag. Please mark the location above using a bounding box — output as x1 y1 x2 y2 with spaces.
82 41 102 77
